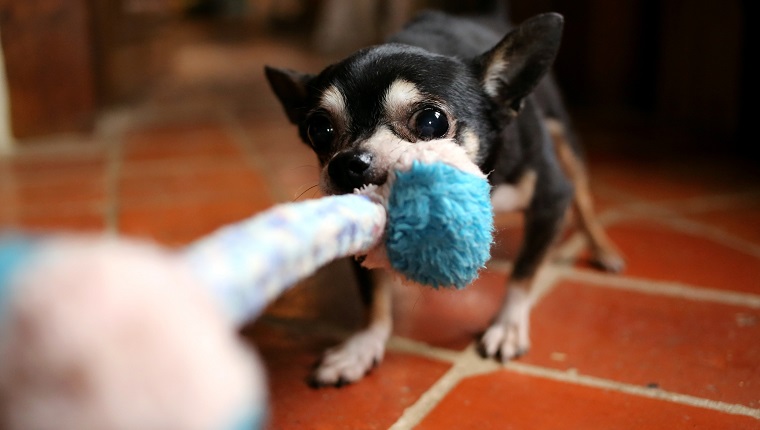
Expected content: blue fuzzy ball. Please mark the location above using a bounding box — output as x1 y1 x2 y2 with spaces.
385 161 493 289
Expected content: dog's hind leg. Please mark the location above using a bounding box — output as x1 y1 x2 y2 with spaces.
311 266 392 387
546 118 625 273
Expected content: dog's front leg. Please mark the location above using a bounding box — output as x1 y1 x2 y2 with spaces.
481 192 570 362
311 268 392 386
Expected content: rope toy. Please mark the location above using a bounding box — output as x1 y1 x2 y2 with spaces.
0 141 493 429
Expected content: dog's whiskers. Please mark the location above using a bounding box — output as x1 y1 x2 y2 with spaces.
289 165 321 171
293 184 320 202
411 284 426 312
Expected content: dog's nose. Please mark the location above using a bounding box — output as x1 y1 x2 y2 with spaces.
328 151 374 193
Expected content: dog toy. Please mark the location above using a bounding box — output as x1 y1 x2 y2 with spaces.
188 140 493 325
0 141 492 429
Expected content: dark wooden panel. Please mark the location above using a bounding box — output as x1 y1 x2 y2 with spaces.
0 0 97 139
656 0 741 136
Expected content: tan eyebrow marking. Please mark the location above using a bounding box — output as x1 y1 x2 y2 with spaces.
383 79 424 118
319 85 349 125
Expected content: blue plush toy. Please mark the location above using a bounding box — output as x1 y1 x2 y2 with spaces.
0 141 492 429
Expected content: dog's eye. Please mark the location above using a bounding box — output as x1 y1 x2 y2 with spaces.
414 108 449 140
306 115 335 150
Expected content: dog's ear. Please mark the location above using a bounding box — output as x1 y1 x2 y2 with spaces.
475 13 563 115
264 66 315 124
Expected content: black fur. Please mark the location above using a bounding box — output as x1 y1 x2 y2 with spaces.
267 9 573 282
265 10 588 380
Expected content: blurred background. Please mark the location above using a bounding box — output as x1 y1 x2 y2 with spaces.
2 3 759 428
0 0 754 158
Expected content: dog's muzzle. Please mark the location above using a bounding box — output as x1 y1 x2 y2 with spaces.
327 151 386 193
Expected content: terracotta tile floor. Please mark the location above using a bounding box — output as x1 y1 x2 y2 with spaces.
2 34 759 429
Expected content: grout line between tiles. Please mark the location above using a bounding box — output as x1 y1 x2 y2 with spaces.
561 268 760 308
654 190 760 214
392 344 760 428
0 159 18 222
388 267 565 429
591 182 760 217
562 197 760 308
117 157 253 175
591 190 760 258
103 136 123 235
654 215 760 259
389 345 502 430
217 108 292 203
388 252 759 428
588 183 642 207
504 360 760 420
386 336 461 364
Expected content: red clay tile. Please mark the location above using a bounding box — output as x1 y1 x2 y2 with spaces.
524 280 760 407
118 161 268 202
1 207 105 232
118 193 273 245
2 171 106 208
244 320 452 430
240 119 309 158
263 259 366 331
2 149 106 176
122 121 243 162
491 212 524 262
586 183 632 213
1 150 107 232
417 370 760 429
685 202 760 247
587 154 760 203
576 219 760 294
0 148 106 212
392 269 508 350
269 164 322 203
237 122 323 201
263 261 506 352
490 189 622 265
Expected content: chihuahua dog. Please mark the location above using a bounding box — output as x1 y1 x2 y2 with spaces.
265 10 624 386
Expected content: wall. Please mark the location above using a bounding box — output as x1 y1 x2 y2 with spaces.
0 27 12 154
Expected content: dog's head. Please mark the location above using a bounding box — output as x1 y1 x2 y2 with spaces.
265 13 563 195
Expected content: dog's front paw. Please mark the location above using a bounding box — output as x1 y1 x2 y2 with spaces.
480 287 532 362
591 247 626 273
480 318 530 362
311 326 390 387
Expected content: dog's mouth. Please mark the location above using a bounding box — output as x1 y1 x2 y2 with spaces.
319 127 440 195
319 160 388 195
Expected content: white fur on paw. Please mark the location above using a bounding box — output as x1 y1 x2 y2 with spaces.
481 287 532 362
312 326 389 386
592 248 626 273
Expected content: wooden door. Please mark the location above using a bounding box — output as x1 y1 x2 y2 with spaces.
0 0 97 139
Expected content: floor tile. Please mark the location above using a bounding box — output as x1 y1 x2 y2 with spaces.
1 149 107 214
4 27 758 430
1 207 106 232
392 269 508 350
1 148 106 177
684 201 760 247
122 121 243 163
118 193 273 245
524 280 760 407
491 212 524 263
264 262 508 353
587 154 760 203
576 219 760 294
417 370 760 429
118 160 267 202
244 320 452 430
238 119 323 201
2 170 106 209
263 259 366 331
